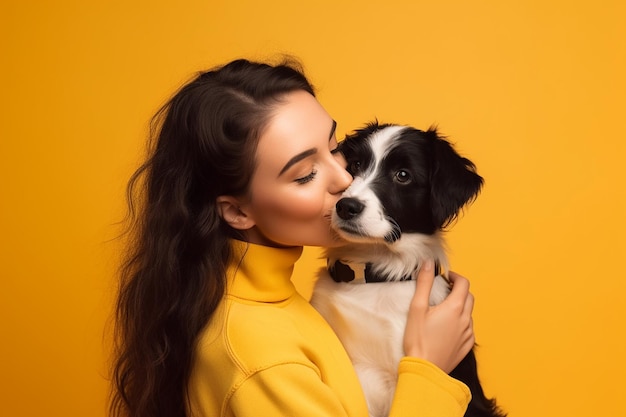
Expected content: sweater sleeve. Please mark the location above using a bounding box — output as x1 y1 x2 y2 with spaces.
228 362 357 417
389 357 471 417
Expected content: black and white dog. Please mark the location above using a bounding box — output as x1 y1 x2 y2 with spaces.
311 123 505 417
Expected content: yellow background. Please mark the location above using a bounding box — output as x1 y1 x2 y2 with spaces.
2 1 625 416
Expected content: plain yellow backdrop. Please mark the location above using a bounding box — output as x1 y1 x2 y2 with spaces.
1 1 625 416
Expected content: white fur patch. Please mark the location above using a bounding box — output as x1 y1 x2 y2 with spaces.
336 126 408 241
311 270 450 417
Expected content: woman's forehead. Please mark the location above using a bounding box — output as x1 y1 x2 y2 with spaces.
256 91 333 168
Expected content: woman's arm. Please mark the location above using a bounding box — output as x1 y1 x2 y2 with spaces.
227 363 357 417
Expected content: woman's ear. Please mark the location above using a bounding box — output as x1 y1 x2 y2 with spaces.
216 195 256 230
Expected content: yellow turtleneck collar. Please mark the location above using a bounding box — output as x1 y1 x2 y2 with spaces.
227 240 304 303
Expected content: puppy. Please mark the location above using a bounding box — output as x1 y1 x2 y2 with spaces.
311 122 505 417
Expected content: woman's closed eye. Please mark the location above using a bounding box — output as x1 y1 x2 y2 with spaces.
295 169 317 184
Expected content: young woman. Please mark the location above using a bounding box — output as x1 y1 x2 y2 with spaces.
111 58 475 417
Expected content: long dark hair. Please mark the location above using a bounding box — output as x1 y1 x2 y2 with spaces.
110 58 315 417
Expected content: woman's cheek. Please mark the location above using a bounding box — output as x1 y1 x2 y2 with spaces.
276 192 326 221
294 189 329 217
252 186 320 218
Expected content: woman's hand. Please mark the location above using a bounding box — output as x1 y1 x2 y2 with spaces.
403 260 475 374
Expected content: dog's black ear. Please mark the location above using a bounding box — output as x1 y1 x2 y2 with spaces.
428 129 484 228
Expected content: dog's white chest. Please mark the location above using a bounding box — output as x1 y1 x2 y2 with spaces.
311 273 450 417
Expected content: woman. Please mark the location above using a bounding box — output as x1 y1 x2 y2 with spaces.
111 58 475 417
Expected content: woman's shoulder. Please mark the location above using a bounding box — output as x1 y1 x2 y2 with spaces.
196 294 327 376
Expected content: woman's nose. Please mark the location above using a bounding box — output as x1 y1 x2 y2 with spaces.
330 158 353 194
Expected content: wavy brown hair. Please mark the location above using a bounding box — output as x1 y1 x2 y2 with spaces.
110 58 315 417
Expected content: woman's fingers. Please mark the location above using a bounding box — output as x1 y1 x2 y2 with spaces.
446 271 471 304
448 271 475 357
404 268 476 373
413 260 435 309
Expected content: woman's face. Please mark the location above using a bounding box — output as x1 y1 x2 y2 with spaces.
237 90 352 248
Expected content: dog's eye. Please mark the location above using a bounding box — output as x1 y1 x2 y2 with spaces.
394 170 411 184
348 161 362 174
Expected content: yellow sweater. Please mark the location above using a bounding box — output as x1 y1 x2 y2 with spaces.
188 241 470 417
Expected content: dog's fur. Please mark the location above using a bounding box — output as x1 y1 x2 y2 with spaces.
311 123 505 417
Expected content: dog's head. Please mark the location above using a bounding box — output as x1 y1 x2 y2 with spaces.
333 122 483 244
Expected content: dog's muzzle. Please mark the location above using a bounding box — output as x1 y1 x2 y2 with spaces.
334 198 401 243
336 197 364 220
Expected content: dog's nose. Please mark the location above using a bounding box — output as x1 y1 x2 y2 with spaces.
336 198 364 220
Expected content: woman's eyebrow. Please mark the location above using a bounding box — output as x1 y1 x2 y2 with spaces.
329 119 337 140
278 148 317 177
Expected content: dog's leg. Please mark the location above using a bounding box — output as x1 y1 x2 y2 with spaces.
449 350 507 417
355 363 397 417
428 275 506 417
